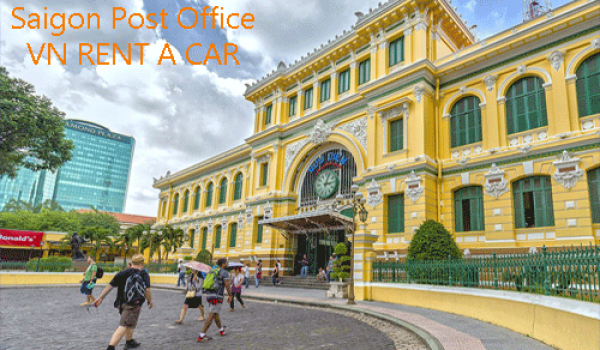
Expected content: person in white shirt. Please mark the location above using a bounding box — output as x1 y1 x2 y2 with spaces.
243 264 250 289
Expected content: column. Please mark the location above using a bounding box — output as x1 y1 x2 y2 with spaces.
366 107 377 168
370 39 378 80
548 52 571 134
353 223 379 301
280 96 289 124
274 95 283 126
350 61 358 94
403 27 413 64
412 14 428 62
312 80 319 112
253 105 260 133
497 98 508 148
330 71 338 102
378 41 388 78
566 76 579 131
482 76 500 150
297 89 305 118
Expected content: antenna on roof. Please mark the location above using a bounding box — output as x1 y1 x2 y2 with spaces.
523 0 551 22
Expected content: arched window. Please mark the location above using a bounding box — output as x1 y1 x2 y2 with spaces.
229 222 238 248
183 190 189 213
576 52 600 118
513 176 555 229
173 194 179 215
454 186 485 232
588 167 600 224
201 227 208 250
450 96 482 148
505 76 548 134
214 225 222 248
233 173 243 201
219 178 228 204
193 187 201 211
205 183 213 208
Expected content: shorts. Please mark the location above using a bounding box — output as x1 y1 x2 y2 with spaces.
80 280 95 295
184 296 203 308
205 296 223 314
119 305 142 328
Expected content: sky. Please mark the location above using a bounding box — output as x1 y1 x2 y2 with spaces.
0 0 572 216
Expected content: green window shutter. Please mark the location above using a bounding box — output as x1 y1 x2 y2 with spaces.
387 194 404 233
190 230 195 248
219 179 227 204
576 52 600 118
206 183 213 207
320 79 331 102
256 222 263 243
506 77 548 134
304 88 313 110
289 95 297 116
389 37 404 67
338 69 350 94
513 176 555 228
229 223 237 248
215 226 221 248
265 105 272 125
234 173 243 201
454 186 484 232
183 191 189 213
359 59 370 85
389 118 403 152
202 227 207 250
261 163 269 186
450 96 482 148
588 168 600 223
173 194 179 215
194 187 200 210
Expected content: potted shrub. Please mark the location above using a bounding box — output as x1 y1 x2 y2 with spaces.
327 242 351 298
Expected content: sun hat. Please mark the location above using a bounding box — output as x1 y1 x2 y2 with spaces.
131 254 145 264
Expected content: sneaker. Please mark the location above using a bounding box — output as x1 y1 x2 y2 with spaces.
219 326 227 337
197 334 212 343
124 339 140 349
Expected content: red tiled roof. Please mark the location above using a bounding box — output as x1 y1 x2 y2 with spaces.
76 209 156 225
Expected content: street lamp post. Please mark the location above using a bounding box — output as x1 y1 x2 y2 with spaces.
336 184 368 305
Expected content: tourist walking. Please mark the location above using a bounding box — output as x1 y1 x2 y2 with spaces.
80 255 98 306
276 259 282 285
95 254 153 350
255 260 262 288
198 258 231 343
177 259 187 287
326 254 336 282
175 269 205 324
271 261 279 286
229 267 245 311
243 263 250 288
300 254 309 278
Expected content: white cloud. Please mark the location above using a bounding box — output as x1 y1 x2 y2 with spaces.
465 0 477 13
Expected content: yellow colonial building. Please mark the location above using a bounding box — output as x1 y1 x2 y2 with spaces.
153 0 600 276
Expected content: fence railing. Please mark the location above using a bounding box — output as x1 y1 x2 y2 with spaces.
373 245 600 303
0 261 179 274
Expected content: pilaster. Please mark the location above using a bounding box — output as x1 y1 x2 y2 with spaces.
483 76 500 150
330 71 338 103
312 80 320 112
353 224 378 301
349 61 358 94
548 51 571 134
297 89 305 118
403 27 413 64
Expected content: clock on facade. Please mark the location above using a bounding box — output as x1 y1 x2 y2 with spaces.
314 169 339 199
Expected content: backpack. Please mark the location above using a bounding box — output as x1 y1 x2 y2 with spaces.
96 265 104 279
124 270 147 305
202 267 220 291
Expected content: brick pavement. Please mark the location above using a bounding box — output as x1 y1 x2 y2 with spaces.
153 284 556 350
0 287 404 350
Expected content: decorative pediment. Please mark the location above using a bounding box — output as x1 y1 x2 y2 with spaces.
405 171 424 203
264 201 273 220
484 163 509 199
308 119 333 145
245 207 253 224
547 50 565 72
366 179 383 208
237 213 245 228
552 151 583 190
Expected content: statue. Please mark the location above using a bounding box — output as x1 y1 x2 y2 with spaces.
70 232 87 260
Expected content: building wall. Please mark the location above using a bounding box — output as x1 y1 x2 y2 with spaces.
153 0 600 269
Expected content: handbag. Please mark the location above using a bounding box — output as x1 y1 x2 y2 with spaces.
186 290 195 298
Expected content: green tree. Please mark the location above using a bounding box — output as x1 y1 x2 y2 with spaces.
408 220 462 261
80 226 115 261
0 67 74 178
141 230 165 264
195 249 212 265
116 222 151 258
331 242 351 280
2 199 64 213
161 225 185 262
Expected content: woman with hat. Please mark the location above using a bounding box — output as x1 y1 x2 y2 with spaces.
175 269 205 324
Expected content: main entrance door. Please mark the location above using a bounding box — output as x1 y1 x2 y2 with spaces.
296 230 345 275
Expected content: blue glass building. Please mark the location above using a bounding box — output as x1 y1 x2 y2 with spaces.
0 120 135 212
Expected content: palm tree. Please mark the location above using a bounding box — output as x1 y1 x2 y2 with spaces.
161 225 186 261
116 223 150 258
141 229 164 264
81 226 114 261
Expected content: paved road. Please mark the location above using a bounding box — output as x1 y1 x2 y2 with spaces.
0 287 401 350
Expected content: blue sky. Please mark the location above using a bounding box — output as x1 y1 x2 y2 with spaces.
0 0 577 215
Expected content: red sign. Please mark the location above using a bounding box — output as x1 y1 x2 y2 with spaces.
0 229 44 247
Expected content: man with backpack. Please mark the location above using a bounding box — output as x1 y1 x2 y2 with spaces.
95 254 153 350
198 258 231 343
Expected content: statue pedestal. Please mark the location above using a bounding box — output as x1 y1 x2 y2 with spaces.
326 281 348 298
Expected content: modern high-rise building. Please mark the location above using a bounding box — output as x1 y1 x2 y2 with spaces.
0 120 135 213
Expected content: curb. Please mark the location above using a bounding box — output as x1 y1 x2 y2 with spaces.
153 285 443 350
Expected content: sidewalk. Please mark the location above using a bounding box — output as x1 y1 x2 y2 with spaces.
153 284 555 350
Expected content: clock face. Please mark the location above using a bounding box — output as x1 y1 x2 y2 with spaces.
315 169 339 199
